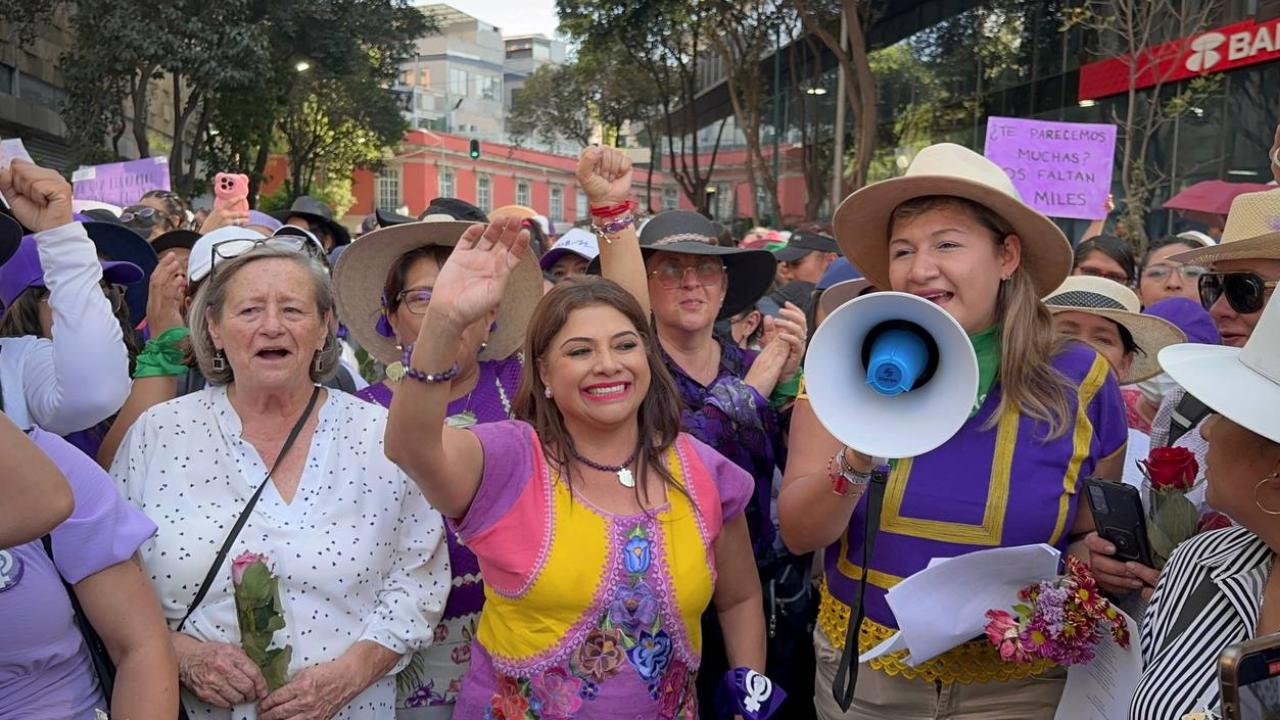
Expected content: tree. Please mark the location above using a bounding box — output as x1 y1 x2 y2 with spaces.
1065 0 1219 246
708 1 790 225
559 0 728 215
786 31 836 220
508 63 596 147
791 0 882 191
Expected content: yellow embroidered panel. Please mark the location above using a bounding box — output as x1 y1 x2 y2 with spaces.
1048 353 1110 545
657 448 714 656
835 532 904 590
878 405 1020 546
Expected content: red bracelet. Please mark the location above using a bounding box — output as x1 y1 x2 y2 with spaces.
589 200 637 219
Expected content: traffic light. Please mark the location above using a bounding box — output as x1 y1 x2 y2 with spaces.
469 139 480 160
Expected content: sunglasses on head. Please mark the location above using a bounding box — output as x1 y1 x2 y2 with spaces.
1198 272 1279 314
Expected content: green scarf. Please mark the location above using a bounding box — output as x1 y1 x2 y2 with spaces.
969 324 1001 417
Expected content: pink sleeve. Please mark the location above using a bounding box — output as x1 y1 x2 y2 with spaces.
451 420 551 596
683 435 754 545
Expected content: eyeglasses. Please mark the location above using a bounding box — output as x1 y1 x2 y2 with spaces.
1142 263 1207 282
650 259 726 289
119 206 160 225
395 288 433 315
1199 272 1279 314
1076 266 1131 285
209 236 324 277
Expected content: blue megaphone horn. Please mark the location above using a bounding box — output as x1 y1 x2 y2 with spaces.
803 292 979 459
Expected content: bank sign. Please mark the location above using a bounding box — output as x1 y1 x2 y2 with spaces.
1079 16 1280 101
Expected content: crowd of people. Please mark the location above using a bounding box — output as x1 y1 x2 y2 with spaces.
0 123 1279 720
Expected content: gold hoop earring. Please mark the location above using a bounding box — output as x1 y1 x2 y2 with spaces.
1254 474 1280 515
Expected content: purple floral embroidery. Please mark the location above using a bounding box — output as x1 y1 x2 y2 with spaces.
627 630 673 681
608 581 659 636
530 667 584 719
404 682 443 708
624 530 652 575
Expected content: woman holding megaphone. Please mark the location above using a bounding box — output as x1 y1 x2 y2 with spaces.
778 143 1129 719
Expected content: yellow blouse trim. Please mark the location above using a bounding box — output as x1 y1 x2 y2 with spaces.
817 581 1057 685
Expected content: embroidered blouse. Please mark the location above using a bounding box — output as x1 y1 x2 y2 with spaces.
112 386 450 719
450 421 752 720
357 354 523 712
817 344 1128 685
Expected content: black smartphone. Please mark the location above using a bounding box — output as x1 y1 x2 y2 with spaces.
1220 633 1280 719
1082 478 1155 568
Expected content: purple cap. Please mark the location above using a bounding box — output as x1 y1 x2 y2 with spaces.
247 210 282 233
0 235 144 309
1144 296 1221 345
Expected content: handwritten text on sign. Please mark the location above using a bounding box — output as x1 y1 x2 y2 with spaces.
982 117 1116 220
72 157 170 208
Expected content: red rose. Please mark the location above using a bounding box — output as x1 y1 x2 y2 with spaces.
1142 447 1200 491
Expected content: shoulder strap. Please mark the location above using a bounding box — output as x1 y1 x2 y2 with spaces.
832 468 888 711
1160 573 1220 653
1168 393 1212 446
176 385 321 631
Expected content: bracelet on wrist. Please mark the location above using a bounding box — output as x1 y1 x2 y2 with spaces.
592 213 635 244
829 447 872 496
386 345 461 385
589 199 637 219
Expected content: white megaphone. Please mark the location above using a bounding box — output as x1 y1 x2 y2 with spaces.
804 291 980 459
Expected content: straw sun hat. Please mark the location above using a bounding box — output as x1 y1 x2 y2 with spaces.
1044 275 1186 384
833 143 1072 296
333 216 542 365
1172 187 1280 268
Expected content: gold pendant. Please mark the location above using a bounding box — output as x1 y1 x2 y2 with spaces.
386 362 406 383
617 468 635 488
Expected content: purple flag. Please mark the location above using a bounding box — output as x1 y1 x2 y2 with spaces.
982 117 1117 220
72 157 171 208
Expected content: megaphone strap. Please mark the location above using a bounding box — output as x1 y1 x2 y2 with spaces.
831 470 887 711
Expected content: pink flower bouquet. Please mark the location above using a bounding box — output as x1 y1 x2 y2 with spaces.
984 556 1129 666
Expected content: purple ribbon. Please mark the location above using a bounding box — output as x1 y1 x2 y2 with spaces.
716 667 784 720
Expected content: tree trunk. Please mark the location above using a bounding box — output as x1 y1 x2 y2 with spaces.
248 130 272 209
131 65 154 158
843 0 877 190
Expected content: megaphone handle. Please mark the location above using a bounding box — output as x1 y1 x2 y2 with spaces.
831 471 887 712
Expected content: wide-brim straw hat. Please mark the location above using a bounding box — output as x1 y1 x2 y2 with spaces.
333 215 542 365
1172 188 1280 267
833 143 1072 296
1159 292 1280 445
586 210 777 319
1044 275 1186 384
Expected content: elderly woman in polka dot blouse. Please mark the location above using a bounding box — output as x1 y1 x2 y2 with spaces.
111 244 450 720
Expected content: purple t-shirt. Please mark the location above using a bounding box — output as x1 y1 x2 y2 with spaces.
0 428 156 719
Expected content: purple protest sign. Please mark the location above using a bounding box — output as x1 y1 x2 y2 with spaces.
71 157 170 208
982 117 1116 220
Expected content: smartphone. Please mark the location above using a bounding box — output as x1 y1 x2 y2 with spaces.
1220 633 1280 719
213 172 250 213
1082 478 1155 568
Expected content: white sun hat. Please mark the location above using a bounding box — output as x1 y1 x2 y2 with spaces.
1159 292 1280 444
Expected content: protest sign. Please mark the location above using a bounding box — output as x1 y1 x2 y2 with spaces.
983 117 1117 220
72 157 170 207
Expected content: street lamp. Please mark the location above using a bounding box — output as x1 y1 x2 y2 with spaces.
805 86 828 95
295 60 312 73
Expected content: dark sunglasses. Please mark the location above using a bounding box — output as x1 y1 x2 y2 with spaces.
1199 272 1279 314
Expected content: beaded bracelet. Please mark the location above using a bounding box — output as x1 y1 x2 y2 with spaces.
387 345 460 385
592 213 635 243
829 447 872 496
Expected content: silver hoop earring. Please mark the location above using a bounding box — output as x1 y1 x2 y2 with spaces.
544 387 553 399
212 350 227 372
1255 475 1280 515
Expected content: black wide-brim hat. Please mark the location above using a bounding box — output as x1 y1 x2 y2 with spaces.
588 210 776 319
82 220 158 325
272 196 351 247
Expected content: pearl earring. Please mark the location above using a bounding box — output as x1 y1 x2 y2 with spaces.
544 387 553 399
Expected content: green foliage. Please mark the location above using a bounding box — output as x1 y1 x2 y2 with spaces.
509 64 595 147
233 558 293 691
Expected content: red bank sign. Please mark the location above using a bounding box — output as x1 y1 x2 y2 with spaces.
1079 16 1280 101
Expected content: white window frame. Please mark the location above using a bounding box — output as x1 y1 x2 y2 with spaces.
477 175 492 212
576 189 588 218
375 165 402 211
549 185 563 220
438 167 455 198
516 180 531 207
663 187 679 211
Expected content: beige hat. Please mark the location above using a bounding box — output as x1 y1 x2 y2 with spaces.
834 143 1072 296
1044 275 1187 383
333 215 542 365
1172 188 1280 267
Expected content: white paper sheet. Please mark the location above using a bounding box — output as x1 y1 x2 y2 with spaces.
858 544 1062 666
1054 610 1142 720
0 138 32 171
